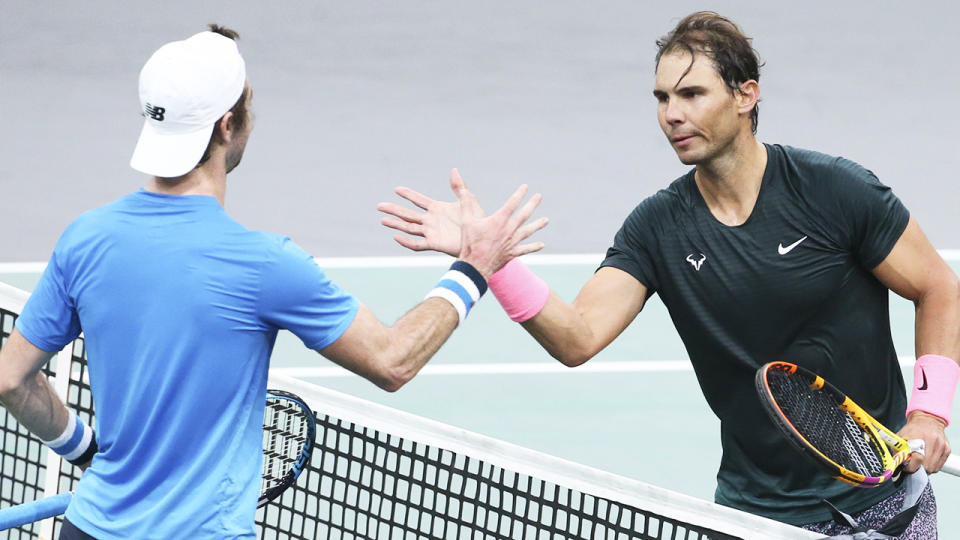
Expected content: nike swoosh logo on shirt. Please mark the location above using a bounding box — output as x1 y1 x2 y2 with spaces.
778 236 808 255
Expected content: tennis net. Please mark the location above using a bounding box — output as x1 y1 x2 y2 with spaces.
0 281 819 539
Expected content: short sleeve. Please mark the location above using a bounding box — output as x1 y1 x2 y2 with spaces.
15 251 82 352
257 238 359 350
599 199 660 293
829 159 909 269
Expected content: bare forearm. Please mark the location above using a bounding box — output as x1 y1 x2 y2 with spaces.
321 263 486 391
379 298 460 387
518 268 647 366
0 329 69 440
522 292 599 366
915 275 960 359
0 371 69 441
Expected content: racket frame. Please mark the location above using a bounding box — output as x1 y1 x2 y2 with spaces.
755 361 910 487
258 389 317 508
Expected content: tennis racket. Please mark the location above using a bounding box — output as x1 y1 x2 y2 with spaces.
258 389 316 507
0 389 316 531
755 361 960 487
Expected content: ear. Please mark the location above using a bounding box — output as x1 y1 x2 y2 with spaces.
736 80 759 116
217 111 236 143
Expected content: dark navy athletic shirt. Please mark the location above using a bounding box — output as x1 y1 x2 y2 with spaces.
601 144 910 525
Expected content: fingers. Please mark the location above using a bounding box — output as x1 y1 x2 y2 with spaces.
926 442 951 473
377 202 424 224
508 192 543 230
512 241 547 257
393 186 434 211
452 169 481 222
392 234 428 251
902 432 950 474
449 168 468 193
380 217 423 237
514 217 550 243
903 452 924 474
508 217 549 257
492 184 529 219
449 168 469 207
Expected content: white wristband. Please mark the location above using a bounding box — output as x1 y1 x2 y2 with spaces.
41 408 97 464
424 261 488 325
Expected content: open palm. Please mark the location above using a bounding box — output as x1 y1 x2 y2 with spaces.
377 171 484 257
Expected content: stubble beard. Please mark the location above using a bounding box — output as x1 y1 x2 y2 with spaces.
225 140 247 174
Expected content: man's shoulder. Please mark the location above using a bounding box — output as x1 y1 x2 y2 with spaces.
772 144 877 184
250 233 320 271
56 192 278 255
56 195 134 245
623 170 695 225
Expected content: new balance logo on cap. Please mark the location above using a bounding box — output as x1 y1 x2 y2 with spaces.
131 31 246 177
144 103 166 122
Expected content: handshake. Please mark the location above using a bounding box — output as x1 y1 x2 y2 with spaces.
376 168 549 281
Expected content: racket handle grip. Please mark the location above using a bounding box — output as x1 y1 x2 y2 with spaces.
0 492 72 530
940 454 960 477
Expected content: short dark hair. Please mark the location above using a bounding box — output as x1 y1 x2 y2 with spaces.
196 24 248 168
656 12 762 133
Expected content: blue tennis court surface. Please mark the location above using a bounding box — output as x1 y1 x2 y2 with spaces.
3 255 959 534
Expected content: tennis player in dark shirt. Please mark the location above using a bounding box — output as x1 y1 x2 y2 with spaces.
378 11 960 538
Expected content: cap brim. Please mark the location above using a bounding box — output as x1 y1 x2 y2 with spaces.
130 120 216 178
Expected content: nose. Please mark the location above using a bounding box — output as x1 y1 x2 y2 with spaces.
663 98 684 126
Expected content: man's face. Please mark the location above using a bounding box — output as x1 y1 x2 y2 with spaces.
225 81 253 174
653 51 743 166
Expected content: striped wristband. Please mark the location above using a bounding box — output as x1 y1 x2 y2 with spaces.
40 408 98 466
425 261 488 324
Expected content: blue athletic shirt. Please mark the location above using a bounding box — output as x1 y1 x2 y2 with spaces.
15 190 359 539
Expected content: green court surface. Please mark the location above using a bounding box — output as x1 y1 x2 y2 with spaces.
2 257 959 534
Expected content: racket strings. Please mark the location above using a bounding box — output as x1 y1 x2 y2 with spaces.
768 371 885 476
262 399 309 491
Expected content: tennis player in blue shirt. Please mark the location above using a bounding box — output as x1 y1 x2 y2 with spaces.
0 25 547 539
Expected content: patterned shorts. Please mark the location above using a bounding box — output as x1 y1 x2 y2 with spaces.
800 482 936 539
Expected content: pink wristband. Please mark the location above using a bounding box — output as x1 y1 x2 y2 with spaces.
488 259 549 322
906 354 960 426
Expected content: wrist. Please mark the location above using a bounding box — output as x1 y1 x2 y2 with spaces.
40 408 98 466
488 258 549 322
457 250 494 281
906 409 948 429
424 260 488 325
906 354 960 426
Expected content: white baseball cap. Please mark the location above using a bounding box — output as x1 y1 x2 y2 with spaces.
130 31 247 178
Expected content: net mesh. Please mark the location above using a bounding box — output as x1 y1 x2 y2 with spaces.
765 368 884 476
259 413 736 540
1 284 817 540
0 306 52 540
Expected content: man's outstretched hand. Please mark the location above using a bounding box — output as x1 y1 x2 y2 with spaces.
378 169 548 276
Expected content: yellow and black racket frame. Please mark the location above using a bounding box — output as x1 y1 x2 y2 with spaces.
755 361 910 487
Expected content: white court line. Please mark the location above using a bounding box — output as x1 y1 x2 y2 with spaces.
2 250 957 273
0 262 47 273
0 254 601 273
272 361 693 378
273 357 919 378
311 253 604 268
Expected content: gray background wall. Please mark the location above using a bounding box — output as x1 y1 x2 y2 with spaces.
2 2 957 261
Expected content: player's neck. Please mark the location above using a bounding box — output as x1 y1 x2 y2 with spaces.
693 136 767 226
144 160 227 206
